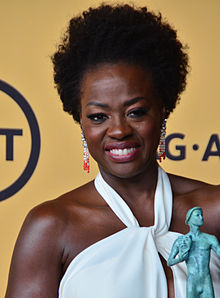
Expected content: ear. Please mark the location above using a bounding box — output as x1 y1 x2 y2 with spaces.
160 106 167 127
162 106 168 120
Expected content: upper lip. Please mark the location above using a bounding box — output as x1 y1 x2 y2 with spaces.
105 142 140 150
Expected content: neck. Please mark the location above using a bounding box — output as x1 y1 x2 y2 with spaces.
99 161 159 206
189 225 201 236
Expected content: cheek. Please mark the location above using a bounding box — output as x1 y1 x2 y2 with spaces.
137 119 161 140
84 127 104 154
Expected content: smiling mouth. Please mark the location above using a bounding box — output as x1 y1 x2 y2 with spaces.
105 147 139 162
105 142 140 162
109 148 136 156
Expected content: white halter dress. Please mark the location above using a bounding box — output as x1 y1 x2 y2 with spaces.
59 167 220 298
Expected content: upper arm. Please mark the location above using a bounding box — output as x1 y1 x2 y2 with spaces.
210 236 220 256
5 204 65 298
170 238 180 257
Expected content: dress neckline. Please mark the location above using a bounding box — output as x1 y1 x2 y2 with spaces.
94 166 173 234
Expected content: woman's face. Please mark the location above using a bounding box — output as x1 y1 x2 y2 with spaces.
80 63 164 178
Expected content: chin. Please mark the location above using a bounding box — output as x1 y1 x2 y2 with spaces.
99 158 157 179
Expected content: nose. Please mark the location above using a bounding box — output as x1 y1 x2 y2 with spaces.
107 116 132 140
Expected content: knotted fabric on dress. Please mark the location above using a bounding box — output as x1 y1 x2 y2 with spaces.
59 167 220 298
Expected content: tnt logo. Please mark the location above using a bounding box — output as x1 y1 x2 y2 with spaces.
0 129 23 161
0 80 40 201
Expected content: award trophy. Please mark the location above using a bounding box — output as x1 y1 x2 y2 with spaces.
167 207 220 298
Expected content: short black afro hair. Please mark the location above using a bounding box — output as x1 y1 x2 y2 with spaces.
52 3 189 123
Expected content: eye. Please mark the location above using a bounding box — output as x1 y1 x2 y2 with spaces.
87 113 108 123
127 107 149 119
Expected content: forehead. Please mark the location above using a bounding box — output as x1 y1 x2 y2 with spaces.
80 63 156 101
192 209 202 215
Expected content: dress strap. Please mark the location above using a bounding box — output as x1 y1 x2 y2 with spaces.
94 172 139 227
153 167 172 234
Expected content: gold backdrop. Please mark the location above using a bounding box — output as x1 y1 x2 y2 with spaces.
1 0 220 295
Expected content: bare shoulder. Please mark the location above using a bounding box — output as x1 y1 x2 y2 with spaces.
31 178 101 214
21 179 104 239
168 172 220 201
168 172 218 194
167 172 220 237
5 181 102 298
22 182 90 232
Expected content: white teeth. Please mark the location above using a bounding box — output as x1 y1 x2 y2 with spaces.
110 148 136 156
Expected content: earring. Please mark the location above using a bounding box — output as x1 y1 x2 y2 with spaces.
158 118 167 162
81 131 90 173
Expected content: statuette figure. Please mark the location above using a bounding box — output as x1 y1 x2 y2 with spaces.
167 207 220 297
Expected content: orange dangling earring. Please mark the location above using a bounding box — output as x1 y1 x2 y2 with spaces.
157 118 167 162
81 131 90 173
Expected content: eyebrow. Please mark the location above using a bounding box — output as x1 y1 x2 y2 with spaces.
86 96 146 108
124 96 145 107
86 102 109 108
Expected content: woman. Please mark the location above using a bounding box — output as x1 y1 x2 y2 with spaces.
5 4 220 298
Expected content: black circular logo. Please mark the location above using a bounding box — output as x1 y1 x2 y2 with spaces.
0 80 41 201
